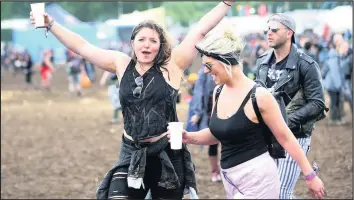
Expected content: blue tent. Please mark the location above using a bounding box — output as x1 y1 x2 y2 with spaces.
12 3 101 64
13 24 99 64
45 3 82 25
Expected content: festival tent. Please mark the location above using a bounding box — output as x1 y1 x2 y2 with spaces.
10 3 95 63
45 2 82 25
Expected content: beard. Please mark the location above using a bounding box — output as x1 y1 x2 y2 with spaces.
268 39 287 49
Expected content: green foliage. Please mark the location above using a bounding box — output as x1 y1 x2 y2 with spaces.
1 2 28 19
0 1 348 24
1 2 13 20
163 2 217 26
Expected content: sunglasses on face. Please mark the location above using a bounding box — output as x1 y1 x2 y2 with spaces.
133 76 144 98
203 63 213 72
264 27 287 35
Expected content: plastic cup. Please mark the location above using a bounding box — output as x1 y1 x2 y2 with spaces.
168 122 184 150
30 3 46 28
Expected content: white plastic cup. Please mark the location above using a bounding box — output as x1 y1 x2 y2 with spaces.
30 3 46 28
168 122 184 150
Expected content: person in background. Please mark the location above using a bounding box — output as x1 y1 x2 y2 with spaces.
49 48 55 64
339 41 353 114
84 59 96 82
188 67 221 183
23 51 35 89
322 41 344 125
185 72 199 132
40 50 55 91
100 71 121 124
303 41 316 61
66 53 85 97
255 13 326 198
12 52 25 77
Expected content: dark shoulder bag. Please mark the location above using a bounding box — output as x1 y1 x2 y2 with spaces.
251 84 286 159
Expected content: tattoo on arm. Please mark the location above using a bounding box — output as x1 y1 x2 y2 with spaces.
190 139 198 144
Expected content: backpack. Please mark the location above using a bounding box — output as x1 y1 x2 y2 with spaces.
69 58 82 74
214 84 286 159
251 84 287 159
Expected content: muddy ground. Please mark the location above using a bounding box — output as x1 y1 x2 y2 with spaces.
1 66 352 199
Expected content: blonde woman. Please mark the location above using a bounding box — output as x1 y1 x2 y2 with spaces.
170 27 325 199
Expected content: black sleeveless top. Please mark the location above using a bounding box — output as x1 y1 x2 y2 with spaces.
209 85 268 169
119 59 179 141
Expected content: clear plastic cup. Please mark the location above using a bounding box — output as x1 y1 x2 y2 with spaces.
30 3 46 28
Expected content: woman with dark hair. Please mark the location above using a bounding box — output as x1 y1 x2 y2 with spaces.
30 1 235 199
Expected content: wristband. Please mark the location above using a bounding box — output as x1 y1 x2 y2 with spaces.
47 19 55 31
305 171 317 181
45 20 55 38
222 1 232 6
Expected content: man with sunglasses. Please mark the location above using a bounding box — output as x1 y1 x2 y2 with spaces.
255 13 326 199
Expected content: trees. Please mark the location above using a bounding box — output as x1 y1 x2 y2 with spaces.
0 2 163 22
1 2 350 24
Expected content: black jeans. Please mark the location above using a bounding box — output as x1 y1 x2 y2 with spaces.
328 91 342 121
208 143 218 156
25 72 32 84
108 137 185 199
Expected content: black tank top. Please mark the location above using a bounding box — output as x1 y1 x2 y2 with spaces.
119 59 179 141
209 85 268 169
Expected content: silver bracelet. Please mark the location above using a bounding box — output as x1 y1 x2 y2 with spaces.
45 20 55 38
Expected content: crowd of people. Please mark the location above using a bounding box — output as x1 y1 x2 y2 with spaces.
1 46 35 89
186 19 352 130
5 1 351 198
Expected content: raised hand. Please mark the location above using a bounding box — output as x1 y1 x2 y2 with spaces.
29 11 52 28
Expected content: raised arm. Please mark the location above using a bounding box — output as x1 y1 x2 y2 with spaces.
256 87 325 199
29 12 130 75
171 1 235 71
100 71 111 86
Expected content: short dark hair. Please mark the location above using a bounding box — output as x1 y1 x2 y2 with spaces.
304 41 312 51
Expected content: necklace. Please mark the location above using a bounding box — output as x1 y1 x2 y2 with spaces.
138 63 151 73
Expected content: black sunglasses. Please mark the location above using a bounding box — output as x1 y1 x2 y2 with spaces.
133 76 144 98
203 63 213 72
264 27 287 35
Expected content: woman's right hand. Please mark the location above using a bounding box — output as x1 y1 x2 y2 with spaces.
167 129 193 144
181 130 193 143
29 11 53 27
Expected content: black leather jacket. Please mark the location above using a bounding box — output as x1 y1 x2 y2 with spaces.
255 44 326 138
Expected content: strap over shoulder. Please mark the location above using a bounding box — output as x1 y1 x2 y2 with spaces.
251 85 263 124
215 84 224 103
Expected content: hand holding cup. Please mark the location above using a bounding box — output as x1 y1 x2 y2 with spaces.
29 3 52 28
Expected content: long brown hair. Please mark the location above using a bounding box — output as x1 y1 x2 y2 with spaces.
130 20 171 76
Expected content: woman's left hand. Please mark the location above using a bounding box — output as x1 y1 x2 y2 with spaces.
306 176 325 199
